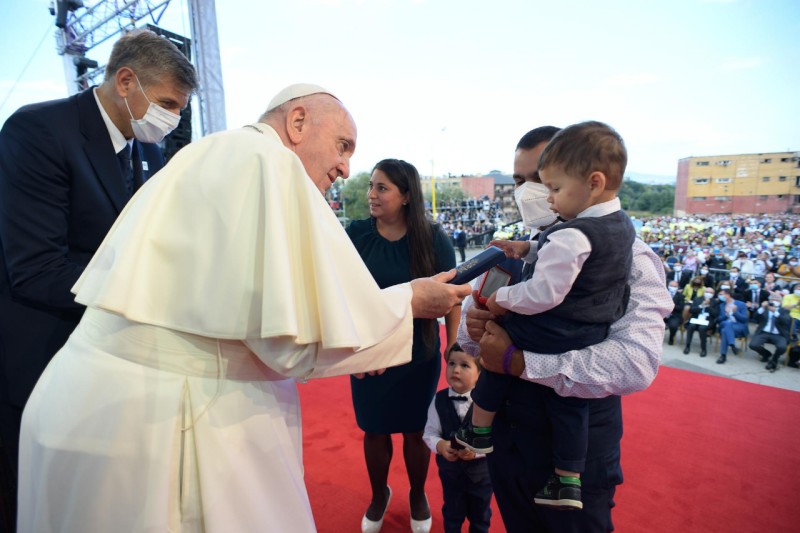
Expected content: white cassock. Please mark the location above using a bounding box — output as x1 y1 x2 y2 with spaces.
18 124 414 533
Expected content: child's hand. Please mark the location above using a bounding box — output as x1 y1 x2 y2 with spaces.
489 239 531 260
456 448 478 461
485 293 507 316
436 440 459 462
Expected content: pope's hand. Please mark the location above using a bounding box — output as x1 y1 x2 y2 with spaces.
410 270 471 319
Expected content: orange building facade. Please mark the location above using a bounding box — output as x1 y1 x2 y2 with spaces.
675 152 800 216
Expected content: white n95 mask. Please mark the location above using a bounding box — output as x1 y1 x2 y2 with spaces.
514 182 557 229
125 75 181 144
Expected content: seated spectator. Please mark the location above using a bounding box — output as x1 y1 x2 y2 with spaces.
763 271 782 293
682 249 699 274
725 266 747 301
705 247 729 286
752 252 770 279
683 287 718 358
665 281 685 345
665 260 692 288
749 293 792 372
743 278 769 322
715 288 749 364
731 251 755 279
777 257 800 284
682 277 707 324
780 284 800 340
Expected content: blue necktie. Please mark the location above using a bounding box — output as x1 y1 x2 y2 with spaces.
117 144 133 197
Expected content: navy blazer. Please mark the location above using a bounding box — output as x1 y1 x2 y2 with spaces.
0 88 165 407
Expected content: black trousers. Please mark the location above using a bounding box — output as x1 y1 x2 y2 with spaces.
684 323 711 350
749 331 788 363
438 462 492 533
487 380 622 532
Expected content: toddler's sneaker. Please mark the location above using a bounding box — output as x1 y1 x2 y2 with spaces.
453 420 493 454
533 474 583 511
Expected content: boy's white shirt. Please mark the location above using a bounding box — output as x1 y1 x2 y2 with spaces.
422 387 485 458
495 198 621 316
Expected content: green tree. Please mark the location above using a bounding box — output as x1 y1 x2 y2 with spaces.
619 179 674 215
341 172 371 223
425 184 466 207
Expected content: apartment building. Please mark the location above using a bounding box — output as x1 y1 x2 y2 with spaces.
675 151 800 215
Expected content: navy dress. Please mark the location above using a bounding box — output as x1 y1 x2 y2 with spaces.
347 217 456 434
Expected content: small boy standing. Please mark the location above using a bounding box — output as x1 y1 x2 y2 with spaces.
423 343 492 533
456 121 635 510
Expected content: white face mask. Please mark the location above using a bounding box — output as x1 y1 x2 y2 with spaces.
125 75 181 144
668 286 678 295
514 182 557 229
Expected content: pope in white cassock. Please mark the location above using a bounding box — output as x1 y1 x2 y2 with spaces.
17 84 470 533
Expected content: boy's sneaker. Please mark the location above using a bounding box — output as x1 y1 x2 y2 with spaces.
533 474 583 510
449 436 465 451
454 420 493 454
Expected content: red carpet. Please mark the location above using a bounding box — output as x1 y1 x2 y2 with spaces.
300 362 800 532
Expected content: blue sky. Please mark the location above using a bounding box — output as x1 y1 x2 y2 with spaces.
1 0 798 180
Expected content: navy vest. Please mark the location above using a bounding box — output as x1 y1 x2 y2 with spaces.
503 210 634 354
433 389 488 476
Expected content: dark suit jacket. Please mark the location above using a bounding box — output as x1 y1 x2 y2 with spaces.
687 296 719 331
744 288 770 307
726 276 748 301
0 88 164 408
665 291 685 330
753 306 791 339
665 268 693 289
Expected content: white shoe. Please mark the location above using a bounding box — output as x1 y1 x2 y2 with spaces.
409 493 432 533
361 486 391 533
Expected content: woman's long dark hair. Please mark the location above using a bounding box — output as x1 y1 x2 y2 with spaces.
372 158 440 350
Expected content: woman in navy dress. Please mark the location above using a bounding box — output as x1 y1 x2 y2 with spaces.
348 159 459 533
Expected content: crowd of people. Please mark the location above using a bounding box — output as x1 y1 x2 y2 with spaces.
645 214 800 369
431 199 509 252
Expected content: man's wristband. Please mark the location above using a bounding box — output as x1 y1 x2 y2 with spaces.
502 344 517 375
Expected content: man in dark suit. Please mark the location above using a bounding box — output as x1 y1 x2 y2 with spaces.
749 294 792 372
744 278 770 322
704 247 728 287
0 29 197 527
665 261 693 289
665 280 685 345
726 266 748 301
